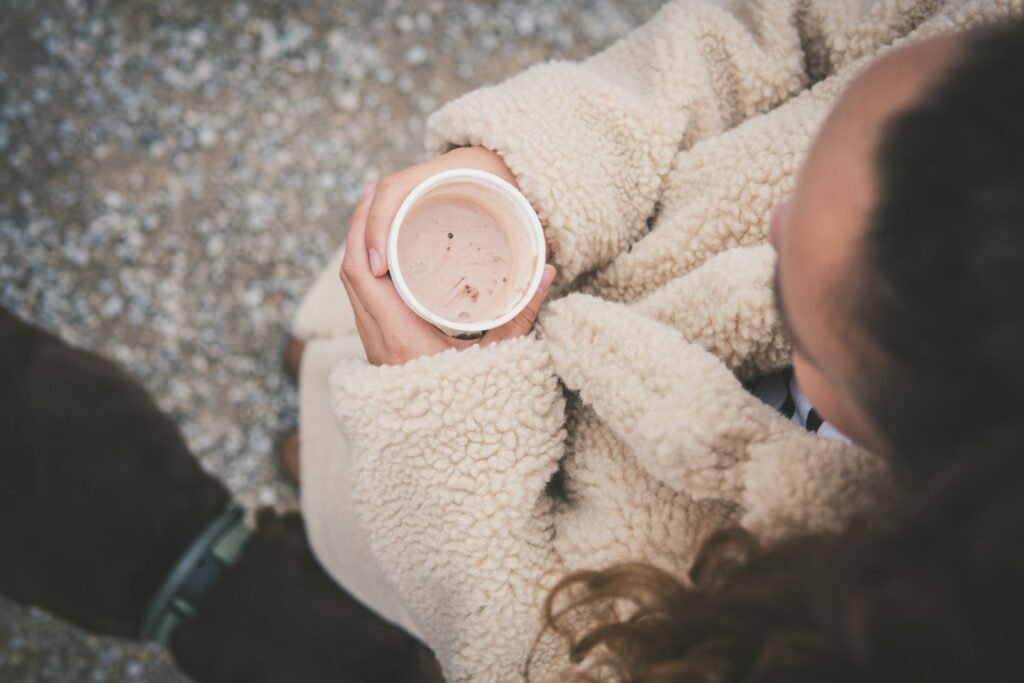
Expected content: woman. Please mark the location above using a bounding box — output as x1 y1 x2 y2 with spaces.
285 1 1023 680
540 16 1024 681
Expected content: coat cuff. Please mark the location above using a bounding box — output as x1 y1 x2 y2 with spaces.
740 433 894 541
631 244 792 381
537 292 773 500
326 335 562 464
536 291 890 534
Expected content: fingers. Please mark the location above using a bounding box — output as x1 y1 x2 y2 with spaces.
341 180 414 314
342 182 449 357
363 179 405 277
340 272 387 364
482 264 557 345
363 164 440 278
340 184 389 360
340 182 378 282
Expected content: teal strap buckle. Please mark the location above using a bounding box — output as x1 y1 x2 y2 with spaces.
139 504 253 647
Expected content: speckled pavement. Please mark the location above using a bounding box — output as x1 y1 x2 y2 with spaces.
0 0 664 680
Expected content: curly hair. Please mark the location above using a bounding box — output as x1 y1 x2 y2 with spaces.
537 16 1024 683
540 450 1024 682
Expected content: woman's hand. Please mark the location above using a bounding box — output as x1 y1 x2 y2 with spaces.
340 146 557 366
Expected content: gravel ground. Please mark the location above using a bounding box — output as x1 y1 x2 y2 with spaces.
0 0 664 680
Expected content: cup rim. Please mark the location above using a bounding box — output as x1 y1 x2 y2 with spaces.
386 168 547 334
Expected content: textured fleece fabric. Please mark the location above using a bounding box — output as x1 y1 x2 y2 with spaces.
291 1 1023 680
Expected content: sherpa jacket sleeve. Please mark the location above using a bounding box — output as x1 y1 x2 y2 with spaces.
424 0 949 286
537 291 894 542
325 335 568 682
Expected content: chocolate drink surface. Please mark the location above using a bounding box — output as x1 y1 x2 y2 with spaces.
395 182 528 323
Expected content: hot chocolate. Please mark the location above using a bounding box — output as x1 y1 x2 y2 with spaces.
395 182 530 323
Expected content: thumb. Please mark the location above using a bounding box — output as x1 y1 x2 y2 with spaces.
482 264 557 344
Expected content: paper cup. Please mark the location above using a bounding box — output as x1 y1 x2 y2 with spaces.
386 168 546 338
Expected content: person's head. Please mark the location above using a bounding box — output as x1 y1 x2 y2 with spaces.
769 20 1024 473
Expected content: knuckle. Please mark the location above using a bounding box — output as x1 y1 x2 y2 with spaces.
510 315 532 335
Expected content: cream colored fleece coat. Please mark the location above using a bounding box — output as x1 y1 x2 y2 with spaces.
291 1 1023 680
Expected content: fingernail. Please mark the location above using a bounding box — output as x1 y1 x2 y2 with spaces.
360 182 376 202
368 248 381 276
539 264 556 291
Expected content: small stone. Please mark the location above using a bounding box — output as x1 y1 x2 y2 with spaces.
333 90 360 113
318 172 336 189
326 29 345 52
103 191 124 209
197 126 218 148
193 59 213 83
405 45 429 66
516 11 538 36
63 242 90 266
187 27 208 49
395 15 415 33
416 95 436 113
244 286 264 307
396 74 414 94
